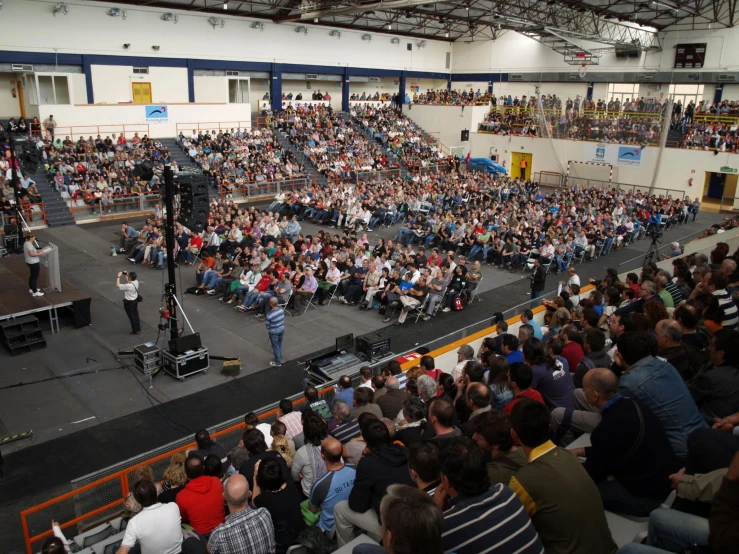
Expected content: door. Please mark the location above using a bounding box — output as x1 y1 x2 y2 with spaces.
704 172 727 200
132 82 152 104
511 152 533 180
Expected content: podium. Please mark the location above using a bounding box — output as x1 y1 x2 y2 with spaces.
40 242 61 293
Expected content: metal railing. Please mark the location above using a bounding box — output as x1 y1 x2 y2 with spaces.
561 177 687 200
175 120 265 135
221 177 313 202
50 124 150 143
68 194 160 222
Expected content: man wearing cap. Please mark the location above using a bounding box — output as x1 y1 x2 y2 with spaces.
24 233 49 297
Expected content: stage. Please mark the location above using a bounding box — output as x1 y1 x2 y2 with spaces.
0 254 91 333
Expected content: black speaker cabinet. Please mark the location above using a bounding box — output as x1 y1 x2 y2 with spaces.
461 129 470 141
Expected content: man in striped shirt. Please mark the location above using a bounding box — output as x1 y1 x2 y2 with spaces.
434 438 544 554
265 296 285 367
705 270 738 330
330 400 361 444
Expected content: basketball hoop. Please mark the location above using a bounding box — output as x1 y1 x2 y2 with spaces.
578 63 588 78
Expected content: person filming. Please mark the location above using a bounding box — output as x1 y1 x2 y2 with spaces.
24 232 49 297
116 271 141 335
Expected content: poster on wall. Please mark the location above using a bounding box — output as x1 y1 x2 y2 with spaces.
145 105 169 124
583 143 642 168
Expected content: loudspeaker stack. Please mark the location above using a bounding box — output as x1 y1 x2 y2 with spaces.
176 173 209 233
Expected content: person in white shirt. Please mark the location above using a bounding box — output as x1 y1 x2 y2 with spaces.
116 480 182 554
23 233 49 297
117 271 141 335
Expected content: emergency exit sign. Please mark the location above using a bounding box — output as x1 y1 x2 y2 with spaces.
720 166 738 174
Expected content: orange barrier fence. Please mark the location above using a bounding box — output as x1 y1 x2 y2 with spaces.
19 282 592 553
48 124 150 142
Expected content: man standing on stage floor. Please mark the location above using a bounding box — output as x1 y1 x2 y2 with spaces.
24 232 49 297
266 296 285 367
117 270 141 335
530 257 546 300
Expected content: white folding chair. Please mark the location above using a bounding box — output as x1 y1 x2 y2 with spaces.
468 275 483 303
277 291 293 316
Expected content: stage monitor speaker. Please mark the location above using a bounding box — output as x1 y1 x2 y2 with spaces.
178 211 208 233
461 129 470 141
4 224 18 235
169 332 202 355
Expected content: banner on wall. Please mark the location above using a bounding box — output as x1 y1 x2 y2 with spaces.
583 143 642 168
145 105 169 124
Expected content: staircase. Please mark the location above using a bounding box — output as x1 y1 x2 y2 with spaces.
345 110 409 178
32 170 76 227
273 128 329 188
666 128 683 149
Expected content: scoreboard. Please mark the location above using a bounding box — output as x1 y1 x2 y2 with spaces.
674 43 707 69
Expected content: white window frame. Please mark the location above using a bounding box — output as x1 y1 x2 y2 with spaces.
606 83 639 105
228 78 251 104
30 73 71 105
668 84 704 107
133 67 149 74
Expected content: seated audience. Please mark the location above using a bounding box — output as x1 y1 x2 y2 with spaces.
176 453 226 536
252 458 305 552
308 437 357 535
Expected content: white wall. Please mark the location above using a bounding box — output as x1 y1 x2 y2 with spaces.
402 104 486 150
493 82 588 102
469 130 734 197
91 66 189 104
193 76 227 103
0 73 22 117
35 103 252 139
1 0 450 72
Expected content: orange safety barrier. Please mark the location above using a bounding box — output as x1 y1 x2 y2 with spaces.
50 124 150 143
18 201 47 226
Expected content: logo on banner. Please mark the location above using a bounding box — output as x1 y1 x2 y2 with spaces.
595 146 606 160
617 146 642 165
145 105 168 123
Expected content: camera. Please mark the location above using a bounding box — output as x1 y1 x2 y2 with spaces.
122 271 128 275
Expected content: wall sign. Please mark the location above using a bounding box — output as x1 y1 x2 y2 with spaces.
145 105 168 124
719 166 738 174
583 143 643 168
674 43 707 69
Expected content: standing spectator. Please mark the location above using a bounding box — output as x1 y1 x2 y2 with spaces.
175 454 226 537
43 114 57 139
116 270 141 335
207 474 275 554
333 419 415 546
265 296 285 367
252 458 305 553
530 257 546 299
509 400 618 554
434 438 543 554
569 368 681 516
117 479 182 554
308 437 357 535
291 412 328 497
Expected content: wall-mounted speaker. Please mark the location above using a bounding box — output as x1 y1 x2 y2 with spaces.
461 129 470 141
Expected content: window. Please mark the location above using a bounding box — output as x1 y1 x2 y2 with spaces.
606 83 639 104
29 74 70 105
228 78 250 103
133 67 149 74
668 84 704 107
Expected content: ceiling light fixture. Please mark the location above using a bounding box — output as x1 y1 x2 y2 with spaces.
417 40 427 47
391 37 400 44
161 12 178 23
329 29 342 38
223 1 228 10
445 31 449 37
152 45 161 51
362 33 372 41
53 2 69 16
387 24 392 29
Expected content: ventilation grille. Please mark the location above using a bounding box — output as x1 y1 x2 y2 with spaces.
226 70 240 76
509 74 524 81
306 73 319 80
369 76 380 83
12 64 33 72
637 73 654 81
718 74 737 82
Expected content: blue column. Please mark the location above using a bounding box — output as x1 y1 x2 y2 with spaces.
399 72 407 106
488 81 493 95
270 63 282 112
714 84 723 105
587 82 594 101
186 60 195 103
82 55 94 104
342 67 350 112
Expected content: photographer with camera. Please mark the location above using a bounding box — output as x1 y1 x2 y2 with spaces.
116 271 141 335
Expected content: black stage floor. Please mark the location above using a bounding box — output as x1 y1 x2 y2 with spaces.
0 211 725 552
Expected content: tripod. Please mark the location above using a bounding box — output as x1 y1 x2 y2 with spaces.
643 234 662 266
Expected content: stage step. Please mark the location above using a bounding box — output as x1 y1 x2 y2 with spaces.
0 315 46 355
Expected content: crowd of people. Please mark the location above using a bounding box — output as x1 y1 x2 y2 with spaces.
271 105 397 179
177 127 308 195
43 248 739 552
350 105 448 168
410 88 494 106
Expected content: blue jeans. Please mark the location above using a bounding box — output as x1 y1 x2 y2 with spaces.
531 289 542 299
241 290 262 307
203 271 220 289
269 332 283 365
645 508 709 552
597 480 663 517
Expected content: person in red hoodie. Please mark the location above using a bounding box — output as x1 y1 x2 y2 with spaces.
176 453 225 537
560 325 585 372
